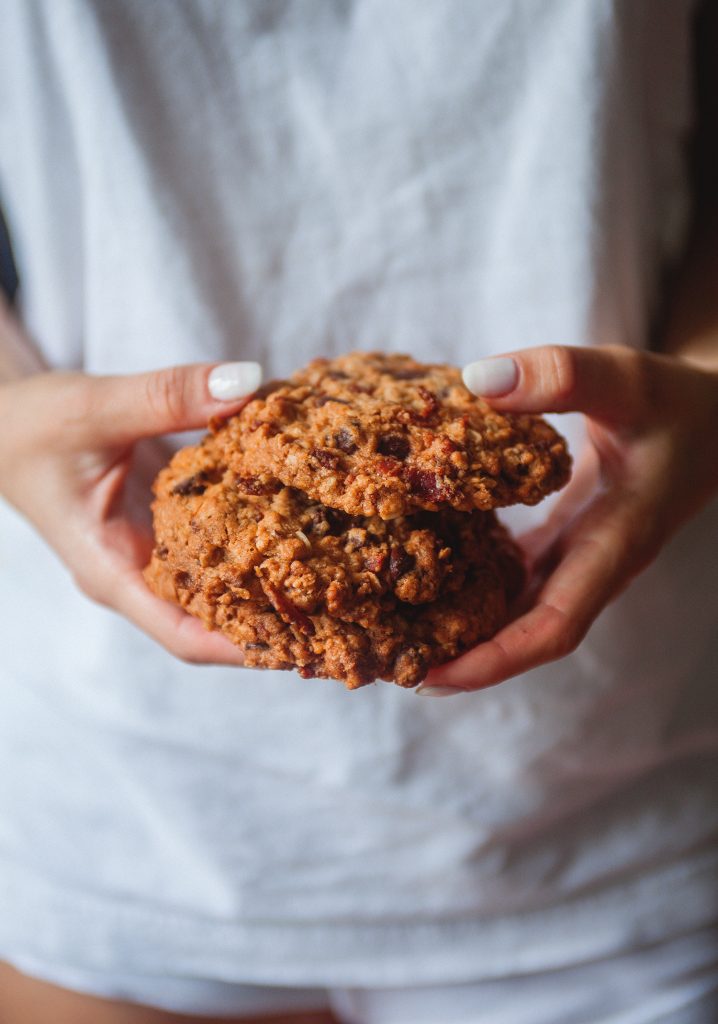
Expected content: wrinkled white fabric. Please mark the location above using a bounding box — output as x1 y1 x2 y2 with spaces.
1 0 717 1000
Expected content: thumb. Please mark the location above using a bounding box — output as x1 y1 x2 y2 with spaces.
462 344 647 424
87 361 262 443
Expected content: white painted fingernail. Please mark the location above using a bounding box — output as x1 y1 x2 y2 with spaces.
415 685 463 698
462 357 518 396
208 362 262 401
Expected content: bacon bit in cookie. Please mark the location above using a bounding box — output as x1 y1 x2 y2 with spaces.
334 428 358 453
311 447 343 470
298 663 320 679
363 550 388 573
376 433 410 460
263 582 315 635
375 457 404 477
406 467 451 504
389 546 416 582
417 386 440 418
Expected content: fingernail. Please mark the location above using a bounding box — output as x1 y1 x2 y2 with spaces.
208 362 262 401
415 685 463 698
462 357 518 397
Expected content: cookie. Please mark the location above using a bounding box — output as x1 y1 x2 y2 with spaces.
144 434 524 688
217 352 571 520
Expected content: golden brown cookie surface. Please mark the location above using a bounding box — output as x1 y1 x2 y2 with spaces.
219 352 571 520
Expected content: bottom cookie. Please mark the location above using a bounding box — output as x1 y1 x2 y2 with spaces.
147 557 518 688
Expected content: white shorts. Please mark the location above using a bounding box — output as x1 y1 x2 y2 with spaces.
8 926 718 1024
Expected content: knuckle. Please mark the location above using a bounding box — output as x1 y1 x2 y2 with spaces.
544 345 577 404
144 366 189 426
545 630 572 661
545 613 583 661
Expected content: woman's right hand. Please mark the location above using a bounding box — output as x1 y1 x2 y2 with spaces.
0 361 261 664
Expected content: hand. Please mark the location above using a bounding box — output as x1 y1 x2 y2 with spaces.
0 362 261 664
417 344 718 695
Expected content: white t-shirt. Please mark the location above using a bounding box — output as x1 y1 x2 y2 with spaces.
1 0 716 988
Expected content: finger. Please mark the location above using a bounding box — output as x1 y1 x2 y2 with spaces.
462 344 651 424
84 361 262 444
419 494 649 693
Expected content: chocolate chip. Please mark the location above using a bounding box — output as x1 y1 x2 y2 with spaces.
376 433 410 460
389 546 416 582
155 545 169 560
326 507 350 534
172 474 207 496
316 394 351 407
263 583 315 635
390 368 425 380
308 506 349 536
234 475 278 496
203 545 226 568
334 428 358 454
171 467 224 496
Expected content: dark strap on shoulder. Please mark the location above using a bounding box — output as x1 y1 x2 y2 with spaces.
0 202 19 304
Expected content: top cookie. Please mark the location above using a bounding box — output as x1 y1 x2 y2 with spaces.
219 352 571 519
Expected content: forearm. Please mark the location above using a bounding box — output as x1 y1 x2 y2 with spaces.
0 294 47 383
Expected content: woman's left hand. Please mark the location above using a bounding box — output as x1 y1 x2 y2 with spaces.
417 344 718 696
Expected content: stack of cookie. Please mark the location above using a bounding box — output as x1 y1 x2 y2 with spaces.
144 353 570 688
